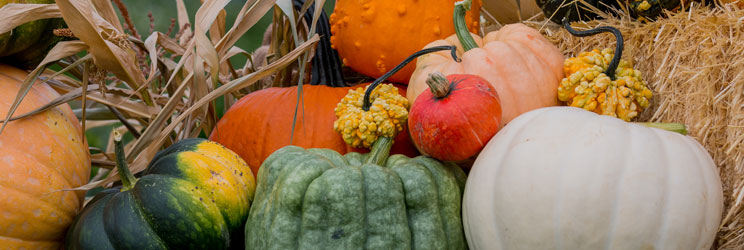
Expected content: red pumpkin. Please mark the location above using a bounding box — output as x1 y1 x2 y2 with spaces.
408 72 501 162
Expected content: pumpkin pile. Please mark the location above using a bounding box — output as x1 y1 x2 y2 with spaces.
0 0 733 249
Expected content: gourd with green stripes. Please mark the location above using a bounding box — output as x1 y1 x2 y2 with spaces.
64 134 256 250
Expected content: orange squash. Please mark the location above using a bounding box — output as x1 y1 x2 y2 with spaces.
329 0 481 84
210 6 419 177
0 64 91 249
408 0 564 125
209 84 418 177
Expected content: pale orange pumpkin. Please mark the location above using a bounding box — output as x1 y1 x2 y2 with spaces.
0 64 91 249
408 0 564 125
329 0 481 84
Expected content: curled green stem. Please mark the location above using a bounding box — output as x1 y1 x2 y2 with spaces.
113 130 138 191
454 0 478 52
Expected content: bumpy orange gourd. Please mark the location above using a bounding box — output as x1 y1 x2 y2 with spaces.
330 0 481 84
0 64 91 249
408 1 564 125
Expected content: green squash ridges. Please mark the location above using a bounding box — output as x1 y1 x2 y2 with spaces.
65 138 255 250
64 190 117 250
300 166 366 249
390 161 448 250
245 146 467 250
359 163 410 250
103 191 167 249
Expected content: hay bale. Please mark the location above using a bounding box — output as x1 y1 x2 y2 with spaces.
518 4 744 249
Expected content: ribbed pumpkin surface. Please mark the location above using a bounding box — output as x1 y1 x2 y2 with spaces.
0 64 90 249
463 107 723 250
209 84 419 177
245 146 468 249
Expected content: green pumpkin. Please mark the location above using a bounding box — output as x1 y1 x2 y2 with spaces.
65 135 256 250
244 137 468 250
537 0 684 23
0 0 67 69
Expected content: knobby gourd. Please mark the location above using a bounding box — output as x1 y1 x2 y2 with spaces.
65 132 255 249
0 64 90 249
408 0 564 125
329 0 481 83
558 20 652 121
463 107 722 250
244 48 469 250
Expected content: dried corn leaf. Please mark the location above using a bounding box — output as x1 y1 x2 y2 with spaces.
128 71 194 160
158 34 320 146
143 32 185 82
0 4 62 34
90 0 124 32
51 83 158 118
0 84 99 123
216 0 276 56
55 0 152 105
221 46 250 64
176 0 193 45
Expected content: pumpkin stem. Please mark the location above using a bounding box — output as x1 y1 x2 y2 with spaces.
113 130 138 191
365 137 394 165
426 72 452 98
362 46 459 111
637 122 688 135
454 0 479 52
562 17 623 80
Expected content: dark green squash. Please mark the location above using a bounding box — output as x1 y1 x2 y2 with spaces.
0 0 67 69
537 0 686 23
245 138 468 249
65 132 256 250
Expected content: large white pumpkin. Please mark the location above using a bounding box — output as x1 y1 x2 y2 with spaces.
463 107 723 250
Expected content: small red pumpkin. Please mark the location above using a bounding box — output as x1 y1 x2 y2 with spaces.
408 72 502 162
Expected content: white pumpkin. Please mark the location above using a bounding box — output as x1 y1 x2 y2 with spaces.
463 107 723 250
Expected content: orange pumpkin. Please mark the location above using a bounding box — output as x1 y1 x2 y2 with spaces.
408 0 564 125
329 0 481 84
211 5 419 177
0 64 91 249
209 84 418 176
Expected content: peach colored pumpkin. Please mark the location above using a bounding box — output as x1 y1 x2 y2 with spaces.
0 64 91 249
408 23 565 125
